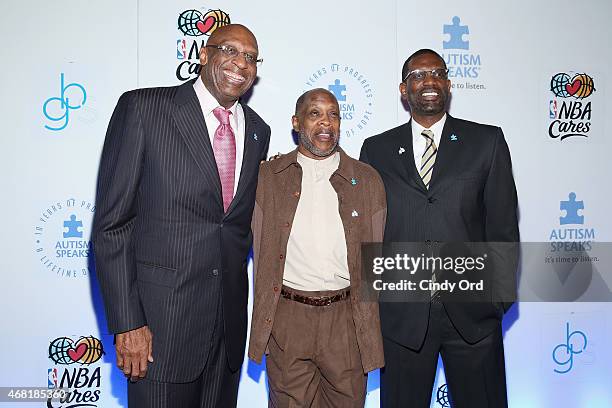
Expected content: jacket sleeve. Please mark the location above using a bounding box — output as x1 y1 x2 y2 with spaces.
359 139 371 166
92 91 146 334
251 164 267 282
483 128 519 310
371 169 387 242
484 128 519 243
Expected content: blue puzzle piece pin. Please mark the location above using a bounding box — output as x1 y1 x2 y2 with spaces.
351 177 358 185
450 134 458 141
253 133 258 141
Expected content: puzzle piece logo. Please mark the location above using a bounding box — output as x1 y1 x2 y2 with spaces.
305 63 374 138
35 198 95 279
560 192 584 225
328 79 347 102
63 214 83 238
443 16 469 50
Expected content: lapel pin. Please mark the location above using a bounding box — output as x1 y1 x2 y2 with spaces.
450 134 458 141
398 147 406 155
350 177 358 185
351 210 359 217
253 133 258 141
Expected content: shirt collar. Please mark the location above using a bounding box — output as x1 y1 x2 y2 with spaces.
193 77 239 117
411 113 447 142
272 147 355 183
297 151 339 170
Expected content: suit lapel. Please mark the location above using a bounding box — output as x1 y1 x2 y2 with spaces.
224 103 260 216
172 81 223 208
400 120 428 192
429 115 457 193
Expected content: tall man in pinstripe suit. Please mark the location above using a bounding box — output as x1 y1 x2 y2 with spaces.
93 24 270 407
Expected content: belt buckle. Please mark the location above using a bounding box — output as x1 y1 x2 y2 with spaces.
321 296 333 306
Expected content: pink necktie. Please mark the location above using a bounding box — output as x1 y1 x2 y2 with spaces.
212 107 236 213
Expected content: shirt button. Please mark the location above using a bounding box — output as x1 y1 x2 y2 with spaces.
265 318 272 324
284 222 290 227
273 286 279 292
293 191 300 198
428 197 436 204
279 254 284 259
212 269 219 276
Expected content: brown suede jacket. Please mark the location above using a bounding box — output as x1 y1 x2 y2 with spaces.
248 147 386 373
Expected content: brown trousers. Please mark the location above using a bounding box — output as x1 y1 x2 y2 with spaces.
266 286 367 408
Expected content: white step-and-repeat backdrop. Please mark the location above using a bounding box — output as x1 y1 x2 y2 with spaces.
1 1 611 407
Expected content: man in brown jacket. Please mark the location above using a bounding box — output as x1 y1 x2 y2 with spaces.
248 88 386 407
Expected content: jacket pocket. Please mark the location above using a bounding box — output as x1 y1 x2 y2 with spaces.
136 261 178 288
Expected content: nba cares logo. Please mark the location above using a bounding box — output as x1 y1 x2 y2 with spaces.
550 73 595 99
548 71 597 141
177 8 230 37
176 7 231 80
48 336 105 365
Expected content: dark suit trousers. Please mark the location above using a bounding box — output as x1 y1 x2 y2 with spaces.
381 302 507 408
128 297 240 408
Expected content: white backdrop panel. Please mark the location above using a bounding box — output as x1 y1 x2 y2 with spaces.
1 1 611 407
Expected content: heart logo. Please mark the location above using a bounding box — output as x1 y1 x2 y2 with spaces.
565 79 582 96
196 15 216 35
68 343 88 362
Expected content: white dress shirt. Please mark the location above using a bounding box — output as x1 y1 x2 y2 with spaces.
193 78 245 195
411 114 447 172
283 152 351 291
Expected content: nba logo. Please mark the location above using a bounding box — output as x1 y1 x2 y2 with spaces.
549 99 557 119
177 39 187 60
48 368 58 388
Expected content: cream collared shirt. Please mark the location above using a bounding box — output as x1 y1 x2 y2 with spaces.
411 113 447 172
193 78 245 195
283 152 350 291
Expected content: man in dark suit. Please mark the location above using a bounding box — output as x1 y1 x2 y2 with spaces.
92 24 270 407
360 49 519 407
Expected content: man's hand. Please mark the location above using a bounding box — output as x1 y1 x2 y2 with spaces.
116 325 153 382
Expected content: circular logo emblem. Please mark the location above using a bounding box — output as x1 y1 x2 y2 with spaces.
304 63 375 139
34 198 95 279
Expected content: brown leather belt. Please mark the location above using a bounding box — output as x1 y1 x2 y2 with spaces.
281 288 350 306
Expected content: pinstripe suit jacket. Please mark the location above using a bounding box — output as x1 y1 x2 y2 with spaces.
92 80 270 382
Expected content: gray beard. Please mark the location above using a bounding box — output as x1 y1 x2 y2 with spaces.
299 131 338 158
